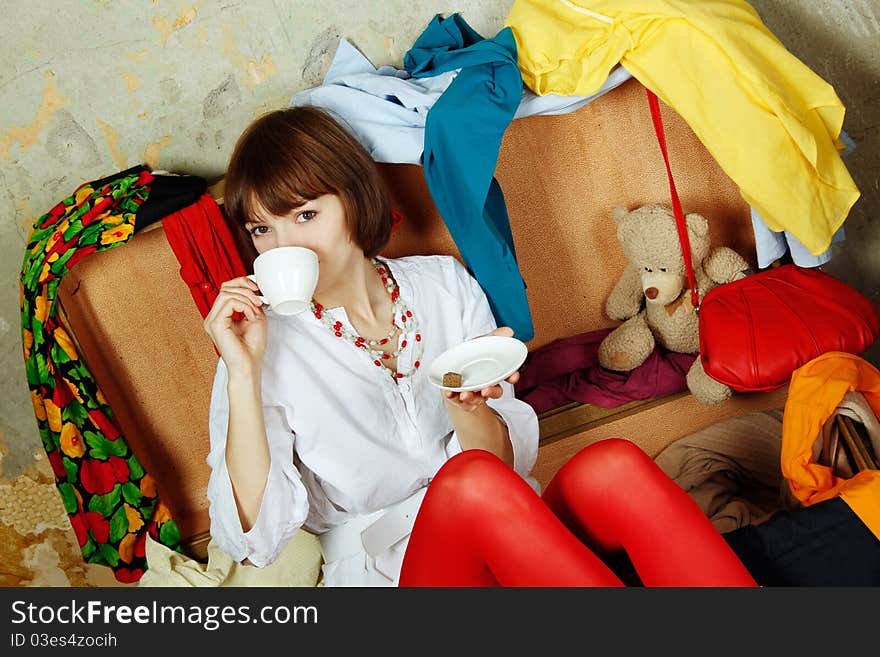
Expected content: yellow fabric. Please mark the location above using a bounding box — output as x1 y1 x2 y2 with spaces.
139 530 323 587
781 353 880 541
504 0 860 255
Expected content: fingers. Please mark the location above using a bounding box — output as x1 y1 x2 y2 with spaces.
203 289 264 334
443 386 502 412
221 276 261 292
218 294 261 323
480 384 504 400
220 278 265 307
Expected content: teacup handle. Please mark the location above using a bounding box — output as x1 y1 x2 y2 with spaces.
246 274 270 307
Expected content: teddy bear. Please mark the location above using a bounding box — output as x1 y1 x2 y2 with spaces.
597 204 750 405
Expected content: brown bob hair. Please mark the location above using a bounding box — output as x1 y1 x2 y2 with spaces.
224 106 394 258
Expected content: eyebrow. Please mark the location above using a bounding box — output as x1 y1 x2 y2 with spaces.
245 200 315 226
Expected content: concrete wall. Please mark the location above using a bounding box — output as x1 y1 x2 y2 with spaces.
0 1 877 585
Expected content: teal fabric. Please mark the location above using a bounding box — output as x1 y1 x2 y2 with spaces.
405 14 534 341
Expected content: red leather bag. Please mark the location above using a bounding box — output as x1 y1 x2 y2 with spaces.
698 264 878 390
647 89 879 392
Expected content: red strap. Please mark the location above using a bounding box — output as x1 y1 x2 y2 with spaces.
646 89 699 308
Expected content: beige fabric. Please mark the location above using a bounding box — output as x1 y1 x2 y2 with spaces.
812 391 880 477
532 387 788 490
139 529 323 587
653 409 789 533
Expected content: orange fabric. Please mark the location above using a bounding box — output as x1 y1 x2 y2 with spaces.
781 352 880 539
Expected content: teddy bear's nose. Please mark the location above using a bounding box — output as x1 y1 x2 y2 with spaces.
645 287 659 299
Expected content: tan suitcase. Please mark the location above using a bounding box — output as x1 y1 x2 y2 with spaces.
56 78 786 559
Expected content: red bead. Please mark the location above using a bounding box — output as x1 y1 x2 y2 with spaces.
401 340 407 348
406 310 412 317
396 373 404 378
401 316 407 323
374 360 381 366
335 331 342 337
380 338 388 345
382 353 390 360
378 268 386 275
414 361 420 368
415 334 421 342
315 312 322 319
314 303 323 311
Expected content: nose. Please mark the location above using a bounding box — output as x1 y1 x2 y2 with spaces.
645 287 659 300
273 230 306 250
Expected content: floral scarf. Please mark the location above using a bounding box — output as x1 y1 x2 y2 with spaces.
20 168 181 583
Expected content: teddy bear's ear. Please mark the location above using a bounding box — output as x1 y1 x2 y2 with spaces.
613 207 629 223
685 213 709 238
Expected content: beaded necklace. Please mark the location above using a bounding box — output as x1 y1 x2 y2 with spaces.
310 258 423 381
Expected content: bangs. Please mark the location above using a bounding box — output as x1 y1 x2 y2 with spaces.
223 106 393 257
224 112 338 227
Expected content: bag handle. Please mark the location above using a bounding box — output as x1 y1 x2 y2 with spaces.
646 89 700 308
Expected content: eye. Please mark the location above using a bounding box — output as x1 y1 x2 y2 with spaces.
248 225 270 237
659 267 667 273
296 210 317 223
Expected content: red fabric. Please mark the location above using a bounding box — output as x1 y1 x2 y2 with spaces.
699 265 879 391
162 194 248 320
399 440 756 587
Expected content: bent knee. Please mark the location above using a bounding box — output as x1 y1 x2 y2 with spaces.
557 438 654 489
428 449 525 513
432 449 510 492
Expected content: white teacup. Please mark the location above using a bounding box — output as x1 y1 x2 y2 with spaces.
247 246 319 316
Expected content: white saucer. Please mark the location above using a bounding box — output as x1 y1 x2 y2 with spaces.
427 336 528 392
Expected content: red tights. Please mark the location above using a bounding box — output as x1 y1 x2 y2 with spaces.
399 439 756 587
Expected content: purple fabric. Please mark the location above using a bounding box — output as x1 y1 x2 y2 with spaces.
514 328 697 414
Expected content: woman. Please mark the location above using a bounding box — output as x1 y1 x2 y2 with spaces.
203 106 755 587
203 106 539 586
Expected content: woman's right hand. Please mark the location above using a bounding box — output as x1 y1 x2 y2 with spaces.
203 276 268 375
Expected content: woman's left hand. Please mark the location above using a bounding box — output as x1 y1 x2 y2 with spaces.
442 327 520 412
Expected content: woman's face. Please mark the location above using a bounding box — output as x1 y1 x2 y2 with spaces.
245 193 362 296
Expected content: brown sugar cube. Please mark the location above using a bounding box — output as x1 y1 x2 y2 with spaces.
443 371 462 387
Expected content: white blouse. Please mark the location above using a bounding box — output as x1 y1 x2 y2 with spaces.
206 255 540 583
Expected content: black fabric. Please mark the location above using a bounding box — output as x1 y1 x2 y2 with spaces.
85 164 207 234
135 171 206 231
723 497 880 586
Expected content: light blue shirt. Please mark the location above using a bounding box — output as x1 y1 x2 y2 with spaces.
290 36 632 166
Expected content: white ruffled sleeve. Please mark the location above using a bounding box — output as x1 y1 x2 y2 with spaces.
205 358 310 567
